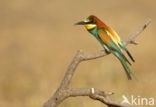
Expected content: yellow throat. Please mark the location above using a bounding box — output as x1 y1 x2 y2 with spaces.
84 24 96 30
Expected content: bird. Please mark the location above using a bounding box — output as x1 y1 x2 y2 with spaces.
75 15 135 80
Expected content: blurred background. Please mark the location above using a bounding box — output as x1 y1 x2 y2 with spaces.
0 0 155 107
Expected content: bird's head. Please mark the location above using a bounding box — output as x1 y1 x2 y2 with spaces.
75 15 98 30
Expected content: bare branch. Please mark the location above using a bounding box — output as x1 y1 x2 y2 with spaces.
125 19 151 45
43 20 151 107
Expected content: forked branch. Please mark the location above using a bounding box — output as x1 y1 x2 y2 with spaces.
43 19 151 107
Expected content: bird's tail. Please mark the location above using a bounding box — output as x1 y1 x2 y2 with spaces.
125 49 135 62
119 43 135 62
114 52 133 80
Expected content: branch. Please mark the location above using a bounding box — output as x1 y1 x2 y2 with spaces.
43 20 151 107
125 19 151 45
68 88 125 107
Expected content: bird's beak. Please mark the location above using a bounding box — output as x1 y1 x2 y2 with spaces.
75 21 86 25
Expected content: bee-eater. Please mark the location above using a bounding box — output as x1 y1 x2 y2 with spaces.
75 15 135 80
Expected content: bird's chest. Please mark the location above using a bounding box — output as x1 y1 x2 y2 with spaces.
88 28 98 37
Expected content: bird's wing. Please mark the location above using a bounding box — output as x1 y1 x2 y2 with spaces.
98 29 121 51
98 29 131 65
106 27 135 62
106 26 122 46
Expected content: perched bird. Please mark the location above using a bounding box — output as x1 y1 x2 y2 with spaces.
75 15 135 80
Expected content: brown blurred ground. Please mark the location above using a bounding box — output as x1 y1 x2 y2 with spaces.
0 0 155 107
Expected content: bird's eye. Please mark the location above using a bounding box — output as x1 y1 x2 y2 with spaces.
91 20 96 24
86 21 93 24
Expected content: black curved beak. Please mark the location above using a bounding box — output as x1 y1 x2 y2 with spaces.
75 21 86 25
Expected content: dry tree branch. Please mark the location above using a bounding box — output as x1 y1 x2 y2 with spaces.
43 19 151 107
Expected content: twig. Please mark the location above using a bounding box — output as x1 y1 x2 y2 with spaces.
125 19 151 45
43 20 151 107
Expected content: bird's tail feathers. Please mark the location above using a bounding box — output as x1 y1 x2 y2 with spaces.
120 57 133 80
126 49 135 62
119 43 135 62
114 52 133 80
118 50 132 65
